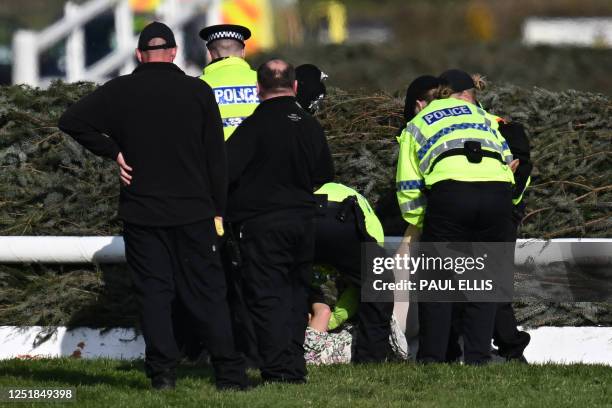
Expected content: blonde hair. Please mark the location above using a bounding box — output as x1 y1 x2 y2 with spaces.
471 73 487 91
434 72 487 99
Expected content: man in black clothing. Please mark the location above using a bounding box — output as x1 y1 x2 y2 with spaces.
294 65 393 362
58 22 247 390
226 59 334 383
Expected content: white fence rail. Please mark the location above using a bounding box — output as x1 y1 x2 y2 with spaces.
523 17 612 48
0 236 611 265
12 0 221 87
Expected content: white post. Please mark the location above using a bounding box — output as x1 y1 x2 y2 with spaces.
160 0 185 68
64 2 86 82
115 0 135 75
204 0 222 64
206 0 222 27
12 30 39 86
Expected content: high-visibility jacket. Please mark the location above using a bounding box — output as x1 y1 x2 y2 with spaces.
315 182 385 244
200 57 258 140
396 98 515 229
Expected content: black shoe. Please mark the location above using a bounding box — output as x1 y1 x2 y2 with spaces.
151 374 176 390
507 354 528 364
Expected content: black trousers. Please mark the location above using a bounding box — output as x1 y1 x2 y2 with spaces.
238 211 314 382
221 231 261 367
492 210 530 358
172 229 262 367
314 206 394 362
417 180 513 365
123 219 247 388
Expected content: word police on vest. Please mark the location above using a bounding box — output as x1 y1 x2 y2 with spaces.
213 86 259 105
423 105 471 125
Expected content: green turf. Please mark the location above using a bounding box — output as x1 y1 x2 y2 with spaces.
0 359 610 407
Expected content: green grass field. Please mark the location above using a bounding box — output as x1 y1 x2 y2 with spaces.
0 359 610 407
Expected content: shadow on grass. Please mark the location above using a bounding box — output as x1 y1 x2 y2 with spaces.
2 363 148 389
116 360 222 387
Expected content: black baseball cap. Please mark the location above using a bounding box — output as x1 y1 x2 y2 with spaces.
439 69 475 93
199 24 251 46
404 75 440 122
137 22 176 51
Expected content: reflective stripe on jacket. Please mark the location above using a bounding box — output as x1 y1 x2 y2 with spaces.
396 98 515 228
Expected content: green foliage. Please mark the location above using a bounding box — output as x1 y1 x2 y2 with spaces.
0 81 610 328
0 82 120 236
319 85 611 239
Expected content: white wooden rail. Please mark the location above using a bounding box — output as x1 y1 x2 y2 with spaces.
523 17 612 48
12 0 221 87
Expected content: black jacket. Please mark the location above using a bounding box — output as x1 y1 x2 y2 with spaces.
226 96 334 222
58 62 227 226
498 121 532 202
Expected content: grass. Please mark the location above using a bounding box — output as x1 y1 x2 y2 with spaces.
0 359 610 407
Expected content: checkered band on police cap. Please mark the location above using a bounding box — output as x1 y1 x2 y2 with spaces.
199 24 251 45
207 30 244 43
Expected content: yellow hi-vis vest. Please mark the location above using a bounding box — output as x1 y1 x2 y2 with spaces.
200 57 259 140
396 98 515 229
315 182 385 245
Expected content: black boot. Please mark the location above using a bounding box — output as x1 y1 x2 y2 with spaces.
151 370 176 390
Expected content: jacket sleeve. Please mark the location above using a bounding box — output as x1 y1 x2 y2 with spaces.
396 127 426 229
58 85 120 160
499 122 533 205
226 118 256 186
312 123 335 187
201 85 228 216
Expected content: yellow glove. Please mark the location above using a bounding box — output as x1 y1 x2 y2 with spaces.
214 216 224 237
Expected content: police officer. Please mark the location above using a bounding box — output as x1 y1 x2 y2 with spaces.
439 70 533 363
295 64 394 362
226 59 334 383
396 71 515 365
376 75 441 236
199 24 258 140
194 23 260 365
58 22 248 390
313 183 395 362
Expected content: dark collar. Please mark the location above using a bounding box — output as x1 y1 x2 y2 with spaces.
133 62 184 75
208 57 230 66
259 96 297 106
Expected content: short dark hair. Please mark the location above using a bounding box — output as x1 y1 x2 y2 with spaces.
206 38 244 55
257 59 295 93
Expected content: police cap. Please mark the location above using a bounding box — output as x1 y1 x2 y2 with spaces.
439 69 475 93
199 24 252 46
404 75 440 122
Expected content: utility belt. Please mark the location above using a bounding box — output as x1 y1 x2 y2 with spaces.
429 141 505 173
316 194 370 241
225 208 314 269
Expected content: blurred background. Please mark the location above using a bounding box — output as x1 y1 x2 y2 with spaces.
1 0 611 94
